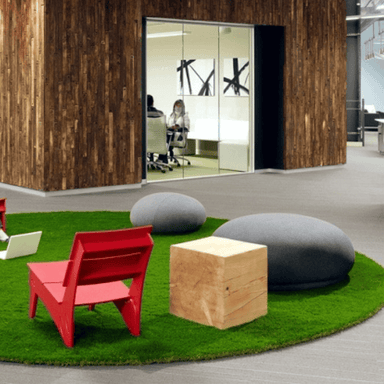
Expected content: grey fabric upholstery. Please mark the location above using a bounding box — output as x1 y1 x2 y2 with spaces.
213 213 355 291
130 193 206 233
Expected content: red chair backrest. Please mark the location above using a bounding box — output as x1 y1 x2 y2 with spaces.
62 226 154 287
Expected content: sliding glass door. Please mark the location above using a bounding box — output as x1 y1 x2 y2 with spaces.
218 26 253 174
181 23 219 179
146 20 253 181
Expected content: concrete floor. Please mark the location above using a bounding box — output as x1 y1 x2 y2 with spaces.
1 133 383 383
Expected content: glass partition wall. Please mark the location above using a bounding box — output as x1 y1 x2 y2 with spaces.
146 20 253 181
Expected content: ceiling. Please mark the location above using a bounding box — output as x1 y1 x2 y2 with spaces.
359 0 384 31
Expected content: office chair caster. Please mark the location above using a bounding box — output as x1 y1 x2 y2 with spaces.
170 157 181 167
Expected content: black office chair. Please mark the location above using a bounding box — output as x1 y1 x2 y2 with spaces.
168 128 191 167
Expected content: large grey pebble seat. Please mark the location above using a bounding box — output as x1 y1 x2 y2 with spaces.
213 213 355 291
130 192 206 233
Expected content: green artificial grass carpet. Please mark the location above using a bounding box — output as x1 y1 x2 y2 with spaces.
0 211 383 366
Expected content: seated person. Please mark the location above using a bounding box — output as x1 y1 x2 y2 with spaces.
147 94 164 117
158 100 190 163
147 95 164 162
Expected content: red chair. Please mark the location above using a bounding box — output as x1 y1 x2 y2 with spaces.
0 198 6 232
27 225 154 348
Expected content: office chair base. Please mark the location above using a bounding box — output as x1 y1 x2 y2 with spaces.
157 161 174 171
147 159 173 173
169 155 191 166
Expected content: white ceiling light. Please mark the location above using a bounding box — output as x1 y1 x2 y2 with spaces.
347 14 384 20
147 31 191 39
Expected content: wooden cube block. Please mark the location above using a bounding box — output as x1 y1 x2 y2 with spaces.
170 236 267 329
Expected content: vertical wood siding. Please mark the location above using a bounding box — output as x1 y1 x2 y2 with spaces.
0 0 346 191
44 0 142 191
0 0 44 190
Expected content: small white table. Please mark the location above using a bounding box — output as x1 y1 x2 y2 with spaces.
375 119 384 154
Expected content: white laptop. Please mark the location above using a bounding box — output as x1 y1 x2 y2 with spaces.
0 231 42 260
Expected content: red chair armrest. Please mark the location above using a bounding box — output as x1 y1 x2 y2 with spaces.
28 261 70 283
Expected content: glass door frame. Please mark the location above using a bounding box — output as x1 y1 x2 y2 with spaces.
142 17 255 182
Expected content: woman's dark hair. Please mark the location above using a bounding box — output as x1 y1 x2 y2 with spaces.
147 94 154 107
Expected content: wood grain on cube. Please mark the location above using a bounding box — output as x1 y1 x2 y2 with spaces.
170 236 267 329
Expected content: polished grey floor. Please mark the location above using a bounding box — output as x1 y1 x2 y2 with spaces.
1 133 383 384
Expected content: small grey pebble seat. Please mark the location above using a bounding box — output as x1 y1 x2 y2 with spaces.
130 192 206 233
213 213 355 291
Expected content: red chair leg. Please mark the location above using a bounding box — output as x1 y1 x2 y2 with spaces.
0 212 6 233
88 304 95 311
29 290 38 318
115 298 140 336
56 309 75 348
0 199 6 233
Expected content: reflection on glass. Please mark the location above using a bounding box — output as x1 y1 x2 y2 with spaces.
182 23 220 179
146 22 184 181
218 27 251 173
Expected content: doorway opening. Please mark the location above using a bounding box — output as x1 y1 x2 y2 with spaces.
142 19 285 182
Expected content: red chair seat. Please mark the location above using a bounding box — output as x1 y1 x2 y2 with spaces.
44 281 130 305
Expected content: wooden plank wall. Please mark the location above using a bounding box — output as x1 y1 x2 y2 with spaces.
0 0 44 190
44 0 142 191
142 0 347 170
0 0 346 191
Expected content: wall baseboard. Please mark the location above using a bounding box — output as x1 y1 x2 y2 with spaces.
0 182 143 197
257 164 345 174
347 141 363 147
0 164 345 196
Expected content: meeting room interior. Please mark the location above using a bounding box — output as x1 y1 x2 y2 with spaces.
146 20 254 182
